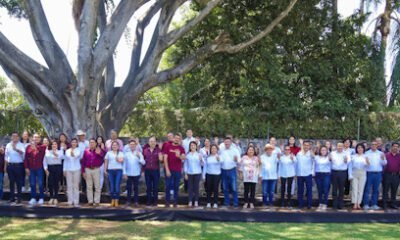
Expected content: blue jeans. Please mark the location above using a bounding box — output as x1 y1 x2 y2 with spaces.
165 170 181 205
315 172 331 205
297 175 313 208
127 176 140 203
0 172 3 200
145 169 160 205
29 168 45 199
363 172 382 207
7 164 24 201
108 169 122 199
221 168 238 207
262 179 277 205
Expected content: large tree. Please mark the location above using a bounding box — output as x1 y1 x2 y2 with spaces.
0 0 297 138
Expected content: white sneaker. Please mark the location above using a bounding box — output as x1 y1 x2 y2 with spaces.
21 187 26 192
188 202 192 208
243 203 248 209
371 205 381 210
28 198 37 205
48 199 53 205
53 199 58 205
194 201 199 207
322 204 327 211
38 199 44 205
363 205 370 211
213 203 218 209
206 203 211 208
249 203 255 209
74 204 80 208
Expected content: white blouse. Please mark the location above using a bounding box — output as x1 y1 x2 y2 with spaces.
43 150 64 170
105 151 124 170
64 148 81 172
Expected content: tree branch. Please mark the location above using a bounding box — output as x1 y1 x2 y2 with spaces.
93 0 148 75
22 0 75 87
162 0 222 51
216 0 298 53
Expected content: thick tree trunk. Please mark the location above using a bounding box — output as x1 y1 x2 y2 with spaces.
0 0 298 140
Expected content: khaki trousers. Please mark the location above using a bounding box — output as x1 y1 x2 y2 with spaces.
85 167 101 204
66 170 81 205
351 169 367 204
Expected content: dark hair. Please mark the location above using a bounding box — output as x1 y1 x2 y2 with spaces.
89 138 96 143
355 143 366 154
288 135 297 147
343 138 352 147
20 131 30 143
318 146 329 156
48 140 58 150
58 133 68 141
96 136 105 144
149 135 157 141
224 137 232 141
210 144 219 153
11 132 19 136
246 146 257 156
392 142 399 147
189 141 197 152
70 138 78 147
129 139 137 144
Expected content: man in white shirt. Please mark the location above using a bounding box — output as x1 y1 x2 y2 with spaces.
363 141 387 210
220 137 241 208
5 132 25 204
270 137 282 157
77 130 89 193
182 129 195 154
330 143 350 209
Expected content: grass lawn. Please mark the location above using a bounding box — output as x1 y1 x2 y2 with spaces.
0 217 399 239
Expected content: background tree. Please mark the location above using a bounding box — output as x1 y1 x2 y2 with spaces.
0 0 297 138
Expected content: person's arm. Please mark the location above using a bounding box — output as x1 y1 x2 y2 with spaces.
104 152 109 175
381 152 387 166
43 153 49 175
139 152 145 165
81 151 87 175
164 153 171 177
123 154 128 177
24 148 30 176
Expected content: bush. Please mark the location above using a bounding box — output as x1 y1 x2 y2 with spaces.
121 108 400 141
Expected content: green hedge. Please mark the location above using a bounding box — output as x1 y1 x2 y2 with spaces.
121 108 400 141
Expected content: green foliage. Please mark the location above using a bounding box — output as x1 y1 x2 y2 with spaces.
0 0 25 18
0 76 44 136
122 108 400 140
157 0 378 120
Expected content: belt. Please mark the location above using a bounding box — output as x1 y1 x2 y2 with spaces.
8 162 23 166
86 166 100 170
367 171 382 173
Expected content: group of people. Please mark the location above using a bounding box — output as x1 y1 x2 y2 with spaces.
0 129 399 212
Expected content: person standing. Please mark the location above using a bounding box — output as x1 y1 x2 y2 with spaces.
184 141 203 208
105 141 124 207
143 136 163 207
278 145 297 208
182 129 196 154
77 130 89 193
220 137 241 208
269 137 282 157
58 133 70 193
260 144 278 208
343 138 355 197
163 134 185 208
105 130 124 151
96 136 107 190
203 144 222 208
24 134 47 206
64 139 82 207
330 143 350 210
348 143 369 210
81 139 106 207
296 140 314 209
43 141 64 205
239 146 260 209
383 142 400 209
123 140 145 207
363 141 387 210
5 133 25 204
314 146 331 211
20 131 30 193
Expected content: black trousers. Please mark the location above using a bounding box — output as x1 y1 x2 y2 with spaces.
206 174 220 204
383 173 400 207
332 170 347 209
280 177 294 206
188 174 201 203
48 165 63 199
244 182 256 204
7 164 24 201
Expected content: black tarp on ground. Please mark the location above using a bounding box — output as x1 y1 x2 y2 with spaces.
1 205 400 223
